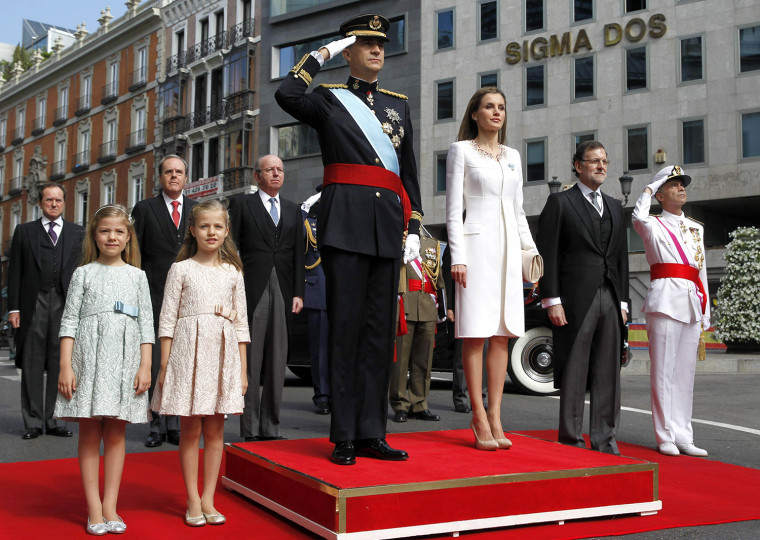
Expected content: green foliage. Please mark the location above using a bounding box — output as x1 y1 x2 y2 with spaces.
714 227 760 343
0 45 50 80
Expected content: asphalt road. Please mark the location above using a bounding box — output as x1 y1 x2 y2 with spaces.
1 347 758 538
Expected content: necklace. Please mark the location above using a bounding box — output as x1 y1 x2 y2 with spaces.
470 140 507 162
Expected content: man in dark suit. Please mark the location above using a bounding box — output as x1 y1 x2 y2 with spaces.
229 154 304 442
275 14 422 465
536 140 629 455
132 154 197 447
8 182 84 439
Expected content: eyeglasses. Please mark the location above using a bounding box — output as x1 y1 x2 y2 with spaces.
580 159 611 167
257 167 284 174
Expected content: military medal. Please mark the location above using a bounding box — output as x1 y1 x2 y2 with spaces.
366 91 374 106
353 80 360 90
391 135 401 148
382 122 393 134
398 126 404 139
384 107 401 123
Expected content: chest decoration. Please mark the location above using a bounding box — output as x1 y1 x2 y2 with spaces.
681 222 704 270
366 91 374 106
420 244 440 283
382 107 404 148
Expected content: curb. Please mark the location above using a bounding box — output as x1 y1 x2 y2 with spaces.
624 350 760 375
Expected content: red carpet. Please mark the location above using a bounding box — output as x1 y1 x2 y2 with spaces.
1 431 759 539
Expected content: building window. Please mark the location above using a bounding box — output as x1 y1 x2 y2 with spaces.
0 116 6 147
525 64 545 107
525 139 546 182
626 125 649 171
76 187 89 226
680 36 703 83
35 96 46 133
436 80 454 121
525 0 544 33
574 131 596 149
574 55 594 100
624 0 646 13
270 0 336 17
739 25 760 74
682 118 705 165
129 175 144 210
0 163 4 196
225 48 253 95
741 111 760 159
277 123 320 160
574 0 593 22
625 46 647 92
57 85 69 123
78 73 92 113
437 9 454 50
479 72 498 88
478 1 498 42
435 152 448 193
101 172 116 205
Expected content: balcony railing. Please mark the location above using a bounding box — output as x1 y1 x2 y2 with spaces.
227 19 255 46
98 140 118 162
186 31 227 64
222 166 254 192
128 67 148 92
162 116 188 139
50 160 66 181
101 81 119 104
53 106 68 126
126 129 147 153
32 117 45 136
75 94 91 116
11 126 24 145
188 102 226 129
166 51 187 73
72 150 91 172
226 91 255 116
9 176 23 194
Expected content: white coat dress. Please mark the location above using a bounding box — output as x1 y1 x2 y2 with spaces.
446 140 538 338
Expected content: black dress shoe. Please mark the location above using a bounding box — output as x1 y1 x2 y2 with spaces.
244 436 261 442
392 410 408 423
331 441 356 465
22 428 42 440
355 438 409 461
47 426 73 437
410 409 440 421
167 430 181 445
454 405 471 413
315 402 330 415
258 435 286 441
144 432 165 448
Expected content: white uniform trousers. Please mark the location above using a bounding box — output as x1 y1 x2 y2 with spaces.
646 312 701 445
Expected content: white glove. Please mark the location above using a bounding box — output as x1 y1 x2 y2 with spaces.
646 176 668 195
322 36 356 60
403 234 420 264
701 316 711 330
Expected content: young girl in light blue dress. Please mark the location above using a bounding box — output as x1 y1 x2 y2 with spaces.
54 204 153 535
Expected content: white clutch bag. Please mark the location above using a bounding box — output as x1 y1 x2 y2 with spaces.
521 251 544 283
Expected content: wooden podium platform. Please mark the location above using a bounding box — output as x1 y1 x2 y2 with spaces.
222 430 661 539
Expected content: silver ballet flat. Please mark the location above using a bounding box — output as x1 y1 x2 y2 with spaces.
86 518 108 536
202 511 227 525
185 511 206 527
106 515 126 534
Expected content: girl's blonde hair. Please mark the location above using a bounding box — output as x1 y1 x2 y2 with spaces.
81 204 141 267
176 200 243 272
456 86 508 145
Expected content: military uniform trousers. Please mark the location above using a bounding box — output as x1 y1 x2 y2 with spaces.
390 320 436 413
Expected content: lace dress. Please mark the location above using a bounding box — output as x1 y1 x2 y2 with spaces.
151 259 250 416
54 262 154 423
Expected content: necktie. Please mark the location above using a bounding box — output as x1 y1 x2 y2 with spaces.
269 198 279 225
171 200 180 228
47 221 58 244
589 192 602 215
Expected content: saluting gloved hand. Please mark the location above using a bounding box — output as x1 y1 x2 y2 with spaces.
403 234 420 264
320 35 356 60
645 176 669 195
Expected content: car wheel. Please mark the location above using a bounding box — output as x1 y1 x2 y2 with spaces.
508 327 558 396
288 365 313 384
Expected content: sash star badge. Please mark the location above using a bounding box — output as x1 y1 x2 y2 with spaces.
384 107 401 124
382 122 393 134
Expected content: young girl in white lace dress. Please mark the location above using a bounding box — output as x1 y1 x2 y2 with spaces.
151 200 249 527
54 205 153 535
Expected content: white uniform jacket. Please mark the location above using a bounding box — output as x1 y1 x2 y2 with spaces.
632 191 710 327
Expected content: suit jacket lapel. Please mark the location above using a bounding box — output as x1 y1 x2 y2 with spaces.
249 195 276 250
149 194 179 246
567 184 602 252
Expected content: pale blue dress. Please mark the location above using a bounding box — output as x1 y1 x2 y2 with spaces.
53 262 154 423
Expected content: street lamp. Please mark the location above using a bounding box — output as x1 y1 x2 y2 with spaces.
619 171 633 206
547 176 562 194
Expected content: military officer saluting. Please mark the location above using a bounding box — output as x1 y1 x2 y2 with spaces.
276 14 423 465
632 165 710 457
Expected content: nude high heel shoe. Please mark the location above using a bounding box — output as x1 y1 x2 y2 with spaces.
470 422 498 451
491 430 513 449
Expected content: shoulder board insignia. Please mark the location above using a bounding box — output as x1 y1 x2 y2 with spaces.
379 89 408 100
319 83 348 89
688 217 704 226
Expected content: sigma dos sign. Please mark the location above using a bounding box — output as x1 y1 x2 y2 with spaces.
505 14 666 65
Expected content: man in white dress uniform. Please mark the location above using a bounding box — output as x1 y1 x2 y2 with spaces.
632 165 710 457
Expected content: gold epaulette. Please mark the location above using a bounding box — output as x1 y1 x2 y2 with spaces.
319 83 348 89
378 88 408 100
688 217 704 226
290 53 313 85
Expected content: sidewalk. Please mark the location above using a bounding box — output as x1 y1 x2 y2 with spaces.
624 349 760 375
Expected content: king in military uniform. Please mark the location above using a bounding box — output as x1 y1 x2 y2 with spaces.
275 14 423 465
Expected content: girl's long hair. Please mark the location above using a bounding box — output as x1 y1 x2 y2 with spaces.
81 204 141 267
176 200 243 272
456 86 508 144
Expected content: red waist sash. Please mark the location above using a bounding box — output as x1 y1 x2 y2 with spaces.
323 163 411 226
650 262 707 314
408 279 436 295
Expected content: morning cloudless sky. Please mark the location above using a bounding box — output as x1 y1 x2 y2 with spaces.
0 0 131 47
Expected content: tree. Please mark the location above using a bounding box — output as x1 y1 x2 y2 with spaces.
0 45 49 80
714 226 760 346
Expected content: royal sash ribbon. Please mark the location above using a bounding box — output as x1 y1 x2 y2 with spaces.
653 217 707 314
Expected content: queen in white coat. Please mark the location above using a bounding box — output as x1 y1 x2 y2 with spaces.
446 87 539 451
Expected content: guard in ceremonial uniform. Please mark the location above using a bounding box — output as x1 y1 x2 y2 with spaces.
390 235 444 423
275 14 423 465
632 165 710 457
